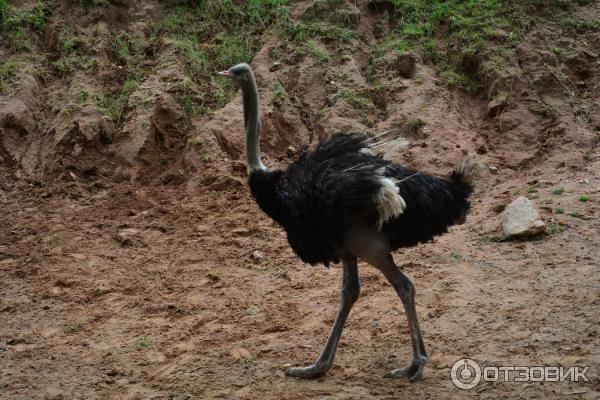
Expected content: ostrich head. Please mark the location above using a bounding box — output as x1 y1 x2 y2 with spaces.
218 63 253 82
218 63 266 174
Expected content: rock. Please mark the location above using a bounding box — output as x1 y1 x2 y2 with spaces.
501 197 546 237
114 228 142 247
270 61 282 72
488 165 498 174
286 145 298 157
202 175 245 191
230 347 251 360
231 227 251 237
250 250 263 262
487 93 508 117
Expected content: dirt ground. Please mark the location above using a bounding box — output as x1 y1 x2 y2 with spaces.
1 0 600 399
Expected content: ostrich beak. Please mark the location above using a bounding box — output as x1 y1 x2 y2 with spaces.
218 70 234 78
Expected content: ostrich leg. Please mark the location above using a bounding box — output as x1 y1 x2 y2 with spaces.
376 254 428 380
345 229 428 381
285 255 360 379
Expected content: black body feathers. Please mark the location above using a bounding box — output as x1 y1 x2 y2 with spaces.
248 133 472 266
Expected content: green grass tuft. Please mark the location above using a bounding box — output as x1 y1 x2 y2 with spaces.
408 117 426 132
273 81 284 106
0 57 23 93
367 0 540 92
53 28 94 75
157 1 291 116
0 0 51 51
136 337 151 349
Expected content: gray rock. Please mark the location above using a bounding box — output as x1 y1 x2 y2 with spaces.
250 250 264 262
501 196 546 237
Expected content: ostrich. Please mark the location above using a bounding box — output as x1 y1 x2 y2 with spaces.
219 63 477 380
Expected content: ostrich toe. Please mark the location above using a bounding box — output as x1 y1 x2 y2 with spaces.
384 356 427 381
285 364 327 379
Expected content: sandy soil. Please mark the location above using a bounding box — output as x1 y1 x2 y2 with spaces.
1 0 600 399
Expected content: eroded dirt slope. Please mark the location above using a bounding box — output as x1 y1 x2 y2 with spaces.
1 0 599 399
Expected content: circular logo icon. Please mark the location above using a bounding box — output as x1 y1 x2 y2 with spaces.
451 358 482 390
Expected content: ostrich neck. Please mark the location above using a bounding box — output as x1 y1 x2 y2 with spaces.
241 74 266 174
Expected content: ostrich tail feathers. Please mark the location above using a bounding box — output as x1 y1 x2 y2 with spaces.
453 153 481 186
366 130 409 157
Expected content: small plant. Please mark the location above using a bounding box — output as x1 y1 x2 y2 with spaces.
476 233 494 244
568 211 583 219
306 41 330 63
580 19 600 31
547 222 566 235
65 319 87 334
1 0 51 50
554 207 564 214
53 28 93 75
77 88 88 104
0 58 23 94
240 355 254 369
273 81 284 106
207 271 220 282
139 120 149 130
408 117 426 132
115 34 131 66
40 234 58 254
98 78 139 122
338 89 369 111
450 251 462 261
579 195 589 202
188 136 203 146
94 287 110 296
552 187 565 195
136 337 151 349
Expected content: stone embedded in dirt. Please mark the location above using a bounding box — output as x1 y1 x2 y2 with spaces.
231 227 251 237
501 196 547 237
202 175 245 191
286 145 298 157
489 165 498 174
270 61 282 72
250 250 264 262
230 347 251 360
114 228 143 247
487 93 508 117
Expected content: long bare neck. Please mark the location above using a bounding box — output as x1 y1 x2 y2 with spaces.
240 71 266 174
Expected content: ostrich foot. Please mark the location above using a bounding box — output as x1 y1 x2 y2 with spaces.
285 364 328 379
384 356 427 381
